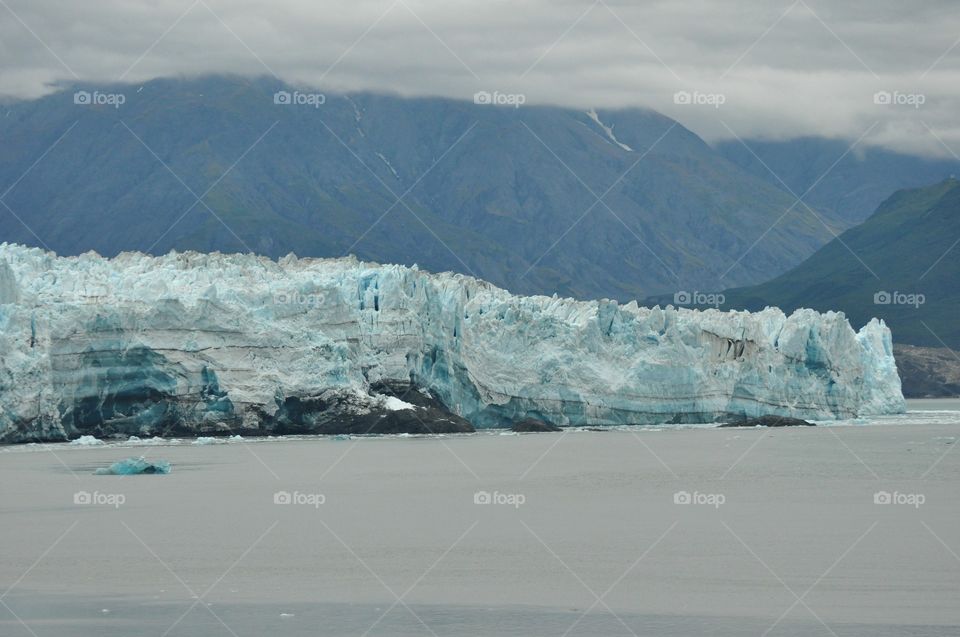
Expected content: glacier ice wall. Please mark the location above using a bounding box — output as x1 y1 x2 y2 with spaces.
0 244 904 441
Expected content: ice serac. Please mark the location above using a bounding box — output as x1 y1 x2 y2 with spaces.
0 244 904 442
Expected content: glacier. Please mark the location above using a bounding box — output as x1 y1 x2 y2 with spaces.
0 243 903 442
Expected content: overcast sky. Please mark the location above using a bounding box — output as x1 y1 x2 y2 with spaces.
2 0 959 157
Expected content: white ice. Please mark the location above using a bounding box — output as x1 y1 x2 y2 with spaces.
0 243 905 440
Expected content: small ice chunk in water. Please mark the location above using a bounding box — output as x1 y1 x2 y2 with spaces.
193 437 217 445
127 435 168 446
94 456 171 475
70 435 104 446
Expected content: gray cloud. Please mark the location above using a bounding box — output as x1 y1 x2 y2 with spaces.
2 0 959 156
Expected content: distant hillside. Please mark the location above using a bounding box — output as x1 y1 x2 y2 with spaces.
715 137 960 225
0 75 843 301
894 344 960 397
715 178 960 349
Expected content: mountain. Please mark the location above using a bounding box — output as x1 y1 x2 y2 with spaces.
0 75 843 301
715 137 960 225
0 244 902 442
713 178 960 349
893 344 960 398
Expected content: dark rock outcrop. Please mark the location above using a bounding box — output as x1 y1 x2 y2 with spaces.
348 409 474 435
511 418 562 432
718 415 815 428
270 382 475 435
19 378 475 444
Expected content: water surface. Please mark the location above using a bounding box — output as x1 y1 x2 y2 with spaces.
2 414 959 636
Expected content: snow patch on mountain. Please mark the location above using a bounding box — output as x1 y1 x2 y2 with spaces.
376 152 400 179
586 108 633 151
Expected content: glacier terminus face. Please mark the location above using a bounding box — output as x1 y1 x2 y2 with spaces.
0 244 905 442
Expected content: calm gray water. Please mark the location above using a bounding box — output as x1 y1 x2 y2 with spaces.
906 398 960 411
2 403 959 636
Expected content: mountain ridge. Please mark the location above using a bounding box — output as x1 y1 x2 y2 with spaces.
715 136 960 225
0 74 844 302
713 178 960 349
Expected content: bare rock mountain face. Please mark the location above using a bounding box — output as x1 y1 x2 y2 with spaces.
894 345 960 398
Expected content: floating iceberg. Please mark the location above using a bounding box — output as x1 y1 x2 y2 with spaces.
70 435 104 446
126 435 169 446
0 243 904 442
94 456 171 475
